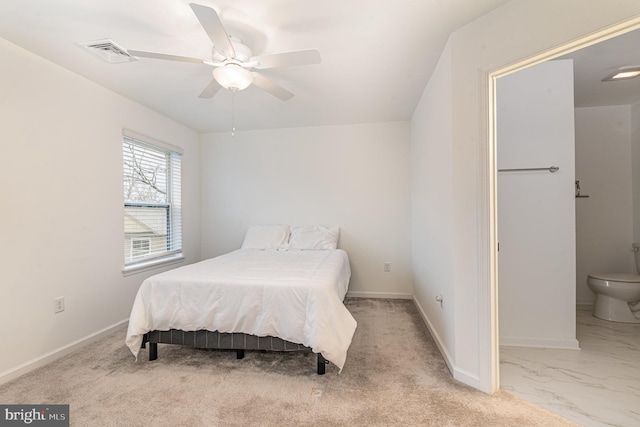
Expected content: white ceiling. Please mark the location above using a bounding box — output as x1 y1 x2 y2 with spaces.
557 28 640 108
0 0 512 133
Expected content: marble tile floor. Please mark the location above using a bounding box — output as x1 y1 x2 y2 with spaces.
500 307 640 427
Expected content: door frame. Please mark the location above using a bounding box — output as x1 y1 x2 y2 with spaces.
482 17 640 393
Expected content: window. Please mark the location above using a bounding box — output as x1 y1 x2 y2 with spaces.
123 132 182 271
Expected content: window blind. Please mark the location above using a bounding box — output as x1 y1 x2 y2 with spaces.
123 135 182 267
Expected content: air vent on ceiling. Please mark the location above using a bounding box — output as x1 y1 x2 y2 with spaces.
78 39 137 63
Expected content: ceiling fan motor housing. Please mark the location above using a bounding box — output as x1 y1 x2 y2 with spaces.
213 36 253 63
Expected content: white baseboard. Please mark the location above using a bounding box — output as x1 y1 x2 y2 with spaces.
577 297 595 307
576 301 595 310
452 366 482 390
411 297 454 375
500 336 580 350
346 291 413 300
411 296 483 389
0 319 128 386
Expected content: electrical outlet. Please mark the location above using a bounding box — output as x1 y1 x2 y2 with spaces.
383 262 391 272
54 296 65 314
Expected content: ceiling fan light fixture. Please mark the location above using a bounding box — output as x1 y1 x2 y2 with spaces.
213 64 254 91
602 66 640 81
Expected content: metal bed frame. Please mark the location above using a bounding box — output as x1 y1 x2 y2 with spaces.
142 329 328 374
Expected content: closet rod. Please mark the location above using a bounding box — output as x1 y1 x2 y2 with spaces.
498 166 559 173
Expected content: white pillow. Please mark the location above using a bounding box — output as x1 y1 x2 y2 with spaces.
241 225 290 250
287 226 340 250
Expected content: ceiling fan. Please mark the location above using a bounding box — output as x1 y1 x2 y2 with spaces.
127 3 321 101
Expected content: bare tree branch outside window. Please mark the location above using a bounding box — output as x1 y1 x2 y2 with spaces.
124 142 168 203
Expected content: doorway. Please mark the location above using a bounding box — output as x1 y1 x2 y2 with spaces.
489 17 640 426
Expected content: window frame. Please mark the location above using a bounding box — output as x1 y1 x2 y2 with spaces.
122 130 184 275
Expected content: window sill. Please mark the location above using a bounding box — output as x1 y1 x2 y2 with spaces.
122 253 185 276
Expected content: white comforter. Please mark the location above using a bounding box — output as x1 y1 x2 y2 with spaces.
125 249 357 370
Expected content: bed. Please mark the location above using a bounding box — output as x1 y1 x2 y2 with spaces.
125 225 357 374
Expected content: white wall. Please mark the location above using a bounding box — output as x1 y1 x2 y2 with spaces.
0 38 201 382
411 40 456 368
199 123 412 297
414 0 640 392
631 103 640 252
575 106 634 305
497 60 578 349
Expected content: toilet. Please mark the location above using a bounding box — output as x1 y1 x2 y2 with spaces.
587 273 640 323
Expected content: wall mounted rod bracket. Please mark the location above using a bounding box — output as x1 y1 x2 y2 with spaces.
575 180 590 198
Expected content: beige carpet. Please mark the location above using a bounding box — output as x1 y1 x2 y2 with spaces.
0 299 578 426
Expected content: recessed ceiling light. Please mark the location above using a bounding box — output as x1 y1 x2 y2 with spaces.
602 66 640 81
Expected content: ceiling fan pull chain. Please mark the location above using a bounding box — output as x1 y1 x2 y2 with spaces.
231 89 236 137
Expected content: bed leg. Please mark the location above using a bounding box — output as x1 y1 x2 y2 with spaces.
149 343 158 361
317 354 327 375
236 350 245 359
141 334 147 349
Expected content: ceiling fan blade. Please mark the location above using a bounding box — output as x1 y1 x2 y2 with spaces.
128 50 205 64
198 79 222 98
252 49 321 70
189 3 236 59
252 73 294 101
